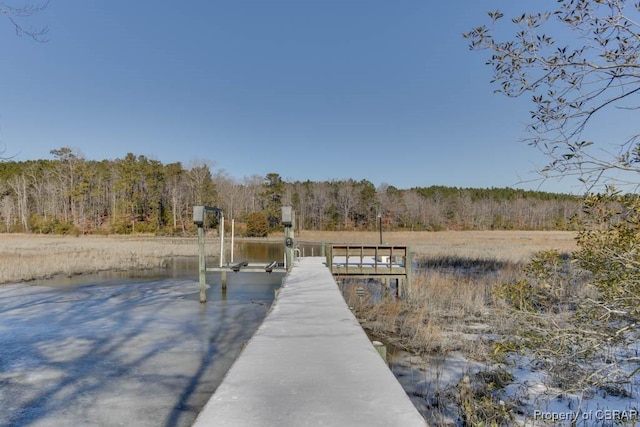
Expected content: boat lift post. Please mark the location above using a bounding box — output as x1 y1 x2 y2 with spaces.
282 206 294 271
193 205 224 303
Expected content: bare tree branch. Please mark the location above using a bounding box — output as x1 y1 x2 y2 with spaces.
465 0 640 189
0 1 49 42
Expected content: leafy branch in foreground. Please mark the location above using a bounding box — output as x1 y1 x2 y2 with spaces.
496 189 640 396
464 0 640 189
576 188 640 326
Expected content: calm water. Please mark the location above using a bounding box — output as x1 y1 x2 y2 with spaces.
0 247 284 427
232 240 325 262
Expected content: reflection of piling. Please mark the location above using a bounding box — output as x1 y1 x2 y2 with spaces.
221 270 227 290
198 225 207 303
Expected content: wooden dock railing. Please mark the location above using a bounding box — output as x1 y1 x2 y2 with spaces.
326 245 413 297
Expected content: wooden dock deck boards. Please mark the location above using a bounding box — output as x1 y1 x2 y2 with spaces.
192 257 426 427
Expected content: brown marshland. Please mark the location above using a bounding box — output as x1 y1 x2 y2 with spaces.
0 230 576 284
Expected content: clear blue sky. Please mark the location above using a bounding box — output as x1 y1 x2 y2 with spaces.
1 1 601 193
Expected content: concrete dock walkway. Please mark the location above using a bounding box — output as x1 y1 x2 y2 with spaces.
192 257 426 426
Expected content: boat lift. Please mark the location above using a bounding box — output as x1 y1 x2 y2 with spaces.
193 205 287 303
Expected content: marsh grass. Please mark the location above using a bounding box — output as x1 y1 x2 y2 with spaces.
299 229 577 263
0 234 218 283
348 257 522 358
343 257 532 425
341 257 529 425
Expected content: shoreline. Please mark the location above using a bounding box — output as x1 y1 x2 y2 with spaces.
0 231 576 284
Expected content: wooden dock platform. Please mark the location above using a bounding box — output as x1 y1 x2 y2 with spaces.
192 257 426 427
327 245 413 298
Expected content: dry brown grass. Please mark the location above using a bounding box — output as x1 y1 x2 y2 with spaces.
333 233 581 424
349 266 519 358
0 230 577 285
297 230 577 263
334 231 562 358
0 234 218 283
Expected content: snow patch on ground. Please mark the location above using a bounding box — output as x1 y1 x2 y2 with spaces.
387 336 640 426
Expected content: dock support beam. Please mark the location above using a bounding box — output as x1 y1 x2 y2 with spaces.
284 225 293 271
282 206 295 272
193 205 224 304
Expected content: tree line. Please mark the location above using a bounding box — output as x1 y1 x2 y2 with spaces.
0 147 582 235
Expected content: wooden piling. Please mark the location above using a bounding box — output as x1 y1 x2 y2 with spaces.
372 341 387 363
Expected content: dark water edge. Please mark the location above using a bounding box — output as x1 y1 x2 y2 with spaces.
0 256 284 427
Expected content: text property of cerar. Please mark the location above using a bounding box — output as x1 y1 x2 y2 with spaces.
533 409 638 422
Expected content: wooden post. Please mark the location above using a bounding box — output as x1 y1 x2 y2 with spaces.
406 248 414 299
290 225 295 265
198 225 207 303
219 214 225 268
373 341 387 363
231 218 235 263
193 205 224 304
346 245 349 274
285 226 292 271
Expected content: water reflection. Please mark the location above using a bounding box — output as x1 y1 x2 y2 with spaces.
228 241 325 263
232 241 284 263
